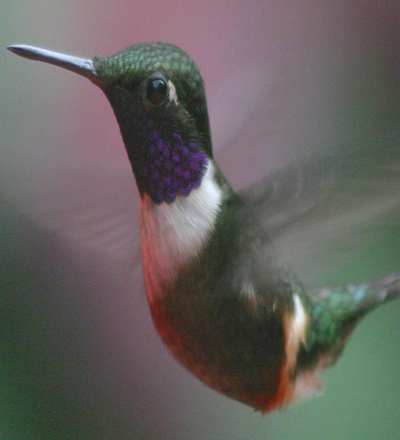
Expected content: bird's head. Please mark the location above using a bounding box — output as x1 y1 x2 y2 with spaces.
8 42 213 204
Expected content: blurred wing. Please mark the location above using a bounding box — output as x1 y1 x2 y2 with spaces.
5 165 142 265
240 129 400 286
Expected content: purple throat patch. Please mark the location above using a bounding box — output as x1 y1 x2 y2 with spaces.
142 131 208 204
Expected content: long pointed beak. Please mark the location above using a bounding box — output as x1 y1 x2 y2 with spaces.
7 44 100 85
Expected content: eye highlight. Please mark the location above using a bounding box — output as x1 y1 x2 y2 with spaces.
146 76 168 106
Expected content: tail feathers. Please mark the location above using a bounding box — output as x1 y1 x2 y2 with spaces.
367 272 400 305
304 272 400 364
341 272 400 317
312 272 400 320
294 273 400 400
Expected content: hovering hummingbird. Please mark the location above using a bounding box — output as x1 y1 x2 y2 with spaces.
8 42 400 412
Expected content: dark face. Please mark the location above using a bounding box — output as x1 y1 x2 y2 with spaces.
94 43 212 203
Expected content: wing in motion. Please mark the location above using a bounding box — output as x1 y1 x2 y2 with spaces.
240 128 400 287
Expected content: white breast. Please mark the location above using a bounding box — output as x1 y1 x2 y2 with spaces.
140 161 223 303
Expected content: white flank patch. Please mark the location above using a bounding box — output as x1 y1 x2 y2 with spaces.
289 294 308 348
240 280 259 312
240 280 256 299
140 161 223 303
284 294 309 395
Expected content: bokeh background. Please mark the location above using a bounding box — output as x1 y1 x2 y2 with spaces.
1 1 400 439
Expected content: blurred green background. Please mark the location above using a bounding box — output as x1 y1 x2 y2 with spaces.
1 1 400 439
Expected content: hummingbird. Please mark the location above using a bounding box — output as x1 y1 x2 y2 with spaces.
8 42 400 412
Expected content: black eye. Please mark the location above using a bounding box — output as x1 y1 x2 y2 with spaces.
147 77 168 106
